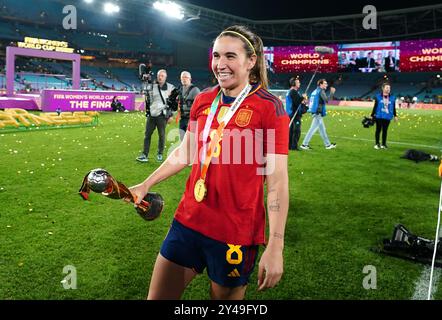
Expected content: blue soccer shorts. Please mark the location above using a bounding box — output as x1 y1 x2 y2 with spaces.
160 219 259 288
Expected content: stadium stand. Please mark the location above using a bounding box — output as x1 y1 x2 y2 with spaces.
0 0 439 103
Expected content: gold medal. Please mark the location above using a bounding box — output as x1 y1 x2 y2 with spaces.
194 179 207 202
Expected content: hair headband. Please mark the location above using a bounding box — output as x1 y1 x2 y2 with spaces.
220 30 256 56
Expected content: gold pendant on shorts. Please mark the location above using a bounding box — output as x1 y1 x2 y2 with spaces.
194 178 207 202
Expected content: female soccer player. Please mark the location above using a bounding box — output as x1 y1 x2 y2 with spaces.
130 25 289 300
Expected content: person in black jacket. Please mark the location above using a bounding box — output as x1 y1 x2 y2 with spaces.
364 52 376 69
286 77 308 150
178 71 200 141
111 96 126 112
384 51 397 72
347 52 359 72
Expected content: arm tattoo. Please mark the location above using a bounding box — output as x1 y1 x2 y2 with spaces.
273 232 284 240
269 198 280 212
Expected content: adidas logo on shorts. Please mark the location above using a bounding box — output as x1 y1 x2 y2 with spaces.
227 268 240 277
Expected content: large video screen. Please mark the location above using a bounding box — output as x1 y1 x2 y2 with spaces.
262 38 440 73
211 38 440 74
337 41 400 73
400 39 442 72
265 45 338 73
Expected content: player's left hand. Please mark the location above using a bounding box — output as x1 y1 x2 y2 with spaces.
257 246 283 291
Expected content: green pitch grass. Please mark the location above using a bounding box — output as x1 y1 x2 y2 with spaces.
0 107 441 300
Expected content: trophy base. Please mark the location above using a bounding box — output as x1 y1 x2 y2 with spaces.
136 192 164 221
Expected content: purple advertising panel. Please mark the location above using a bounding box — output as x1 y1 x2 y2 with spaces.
41 89 135 112
400 38 442 72
0 95 40 110
265 45 339 73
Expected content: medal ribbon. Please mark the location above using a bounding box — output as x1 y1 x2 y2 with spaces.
199 84 252 181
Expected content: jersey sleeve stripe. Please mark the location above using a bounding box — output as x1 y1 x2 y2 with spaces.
256 91 286 116
257 89 285 115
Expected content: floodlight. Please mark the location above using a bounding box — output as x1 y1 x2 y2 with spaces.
153 1 184 20
104 2 120 14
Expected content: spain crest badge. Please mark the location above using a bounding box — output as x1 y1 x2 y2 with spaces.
234 108 253 127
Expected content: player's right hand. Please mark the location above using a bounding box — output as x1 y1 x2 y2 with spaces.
129 183 149 205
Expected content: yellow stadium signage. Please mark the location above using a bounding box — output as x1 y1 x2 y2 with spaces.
0 109 98 130
17 37 75 53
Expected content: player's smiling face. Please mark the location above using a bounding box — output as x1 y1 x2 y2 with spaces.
211 36 256 97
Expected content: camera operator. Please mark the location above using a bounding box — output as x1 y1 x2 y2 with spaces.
136 69 175 163
139 62 154 111
177 71 200 141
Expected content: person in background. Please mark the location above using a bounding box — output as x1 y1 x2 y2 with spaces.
286 77 308 151
384 51 397 72
300 79 336 150
339 52 349 70
111 96 127 112
371 83 398 149
136 69 175 163
177 71 200 141
347 52 359 72
375 52 385 72
364 52 376 69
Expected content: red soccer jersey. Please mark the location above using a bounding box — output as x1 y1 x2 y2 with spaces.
174 84 289 246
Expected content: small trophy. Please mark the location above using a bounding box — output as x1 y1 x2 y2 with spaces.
79 168 164 221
